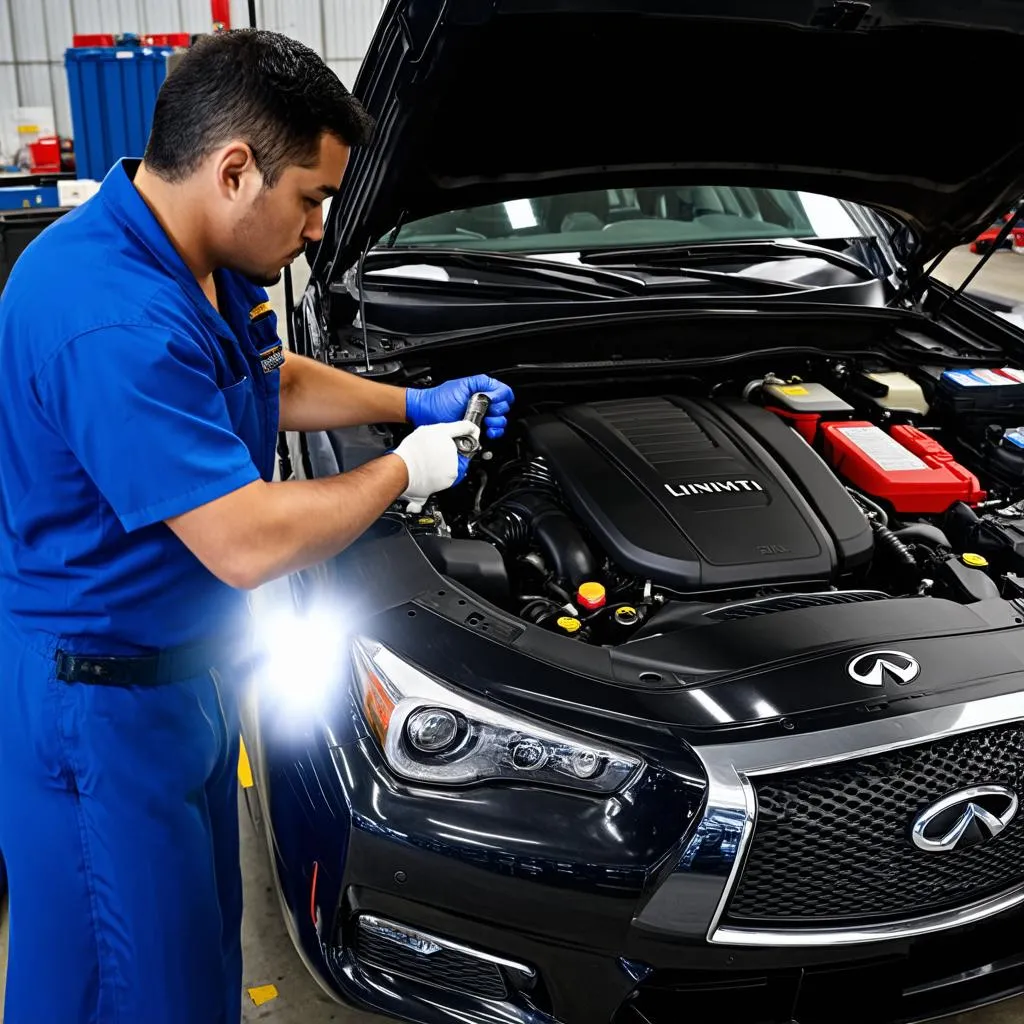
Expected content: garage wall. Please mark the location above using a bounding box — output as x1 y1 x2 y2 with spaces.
0 0 383 140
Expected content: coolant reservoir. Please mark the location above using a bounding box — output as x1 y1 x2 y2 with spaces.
863 372 929 415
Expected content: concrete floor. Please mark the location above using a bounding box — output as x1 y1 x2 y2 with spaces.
3 248 1024 1022
931 245 1024 304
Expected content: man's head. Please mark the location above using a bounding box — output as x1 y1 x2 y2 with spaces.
143 30 374 285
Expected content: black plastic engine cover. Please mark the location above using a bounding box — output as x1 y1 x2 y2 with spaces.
524 396 872 591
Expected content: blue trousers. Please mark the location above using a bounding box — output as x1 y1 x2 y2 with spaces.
0 624 243 1023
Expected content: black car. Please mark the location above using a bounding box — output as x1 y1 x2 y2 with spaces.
239 3 1024 1022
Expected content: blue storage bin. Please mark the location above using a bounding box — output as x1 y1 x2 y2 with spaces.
0 185 60 211
64 46 174 182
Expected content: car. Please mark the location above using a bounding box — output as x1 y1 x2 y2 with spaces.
969 212 1024 254
239 3 1024 1023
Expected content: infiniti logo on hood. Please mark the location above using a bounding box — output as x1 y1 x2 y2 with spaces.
664 479 764 498
847 650 921 687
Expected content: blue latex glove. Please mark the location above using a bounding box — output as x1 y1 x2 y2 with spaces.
405 374 515 439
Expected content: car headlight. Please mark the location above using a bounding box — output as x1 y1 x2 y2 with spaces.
352 637 642 794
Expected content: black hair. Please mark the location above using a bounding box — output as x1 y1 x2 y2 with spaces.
144 29 375 186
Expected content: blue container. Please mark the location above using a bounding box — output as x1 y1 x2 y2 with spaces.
64 46 173 182
0 185 60 211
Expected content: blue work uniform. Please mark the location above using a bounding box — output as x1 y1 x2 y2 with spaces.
0 159 282 1023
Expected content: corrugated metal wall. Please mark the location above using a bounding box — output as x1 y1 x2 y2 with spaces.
0 0 383 140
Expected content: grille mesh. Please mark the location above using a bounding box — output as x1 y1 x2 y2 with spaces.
356 925 508 999
726 724 1024 924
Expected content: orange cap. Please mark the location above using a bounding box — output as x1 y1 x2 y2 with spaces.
577 581 606 611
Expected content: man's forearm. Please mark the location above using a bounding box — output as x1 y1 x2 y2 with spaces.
247 454 409 583
167 454 409 589
278 352 407 431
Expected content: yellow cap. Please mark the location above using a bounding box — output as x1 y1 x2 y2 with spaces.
962 552 989 568
556 616 582 634
577 581 607 609
417 516 436 526
615 606 638 619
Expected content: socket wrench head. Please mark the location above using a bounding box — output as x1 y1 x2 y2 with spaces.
455 434 481 456
455 392 490 456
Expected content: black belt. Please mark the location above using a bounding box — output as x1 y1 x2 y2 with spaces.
55 637 232 687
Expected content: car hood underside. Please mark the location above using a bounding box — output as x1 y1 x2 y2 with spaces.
320 0 1024 276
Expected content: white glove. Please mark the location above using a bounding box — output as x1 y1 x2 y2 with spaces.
393 420 479 513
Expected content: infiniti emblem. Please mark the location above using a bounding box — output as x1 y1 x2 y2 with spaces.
847 649 920 687
912 785 1019 852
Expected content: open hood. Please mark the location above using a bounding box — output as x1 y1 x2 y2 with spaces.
319 0 1024 280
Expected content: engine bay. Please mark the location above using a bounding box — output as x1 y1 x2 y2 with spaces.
393 354 1024 647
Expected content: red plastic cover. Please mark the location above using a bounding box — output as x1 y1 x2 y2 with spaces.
821 421 985 513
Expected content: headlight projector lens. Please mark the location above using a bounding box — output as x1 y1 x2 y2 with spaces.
406 708 460 753
510 738 549 771
570 749 601 779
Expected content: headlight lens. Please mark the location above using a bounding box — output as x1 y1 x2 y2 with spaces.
352 637 642 794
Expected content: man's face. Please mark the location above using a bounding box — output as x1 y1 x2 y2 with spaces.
229 133 349 286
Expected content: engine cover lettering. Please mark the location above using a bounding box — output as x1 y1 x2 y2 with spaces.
665 479 764 498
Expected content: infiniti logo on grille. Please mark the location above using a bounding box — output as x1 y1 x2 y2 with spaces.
912 785 1019 852
846 649 920 687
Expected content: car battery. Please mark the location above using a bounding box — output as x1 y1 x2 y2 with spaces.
933 367 1024 423
821 421 986 513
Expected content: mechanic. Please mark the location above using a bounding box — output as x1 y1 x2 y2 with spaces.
0 30 513 1024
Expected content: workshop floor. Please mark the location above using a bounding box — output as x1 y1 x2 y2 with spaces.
3 248 1024 1022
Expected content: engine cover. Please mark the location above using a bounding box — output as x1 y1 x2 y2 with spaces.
524 396 873 591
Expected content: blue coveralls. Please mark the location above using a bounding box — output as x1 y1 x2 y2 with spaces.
0 159 282 1022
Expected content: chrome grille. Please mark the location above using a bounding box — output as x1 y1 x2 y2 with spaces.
726 724 1024 925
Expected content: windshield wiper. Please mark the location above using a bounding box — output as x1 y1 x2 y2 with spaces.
578 237 877 277
363 248 637 298
362 247 808 298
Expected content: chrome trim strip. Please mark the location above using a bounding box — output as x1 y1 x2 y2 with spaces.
714 882 1024 947
358 915 536 977
682 691 1024 947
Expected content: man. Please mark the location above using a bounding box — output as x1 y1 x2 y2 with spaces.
0 30 513 1024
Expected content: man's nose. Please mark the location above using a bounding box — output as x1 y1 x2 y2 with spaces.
303 206 325 243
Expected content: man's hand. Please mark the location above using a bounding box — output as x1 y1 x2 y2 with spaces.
393 421 478 513
406 374 515 439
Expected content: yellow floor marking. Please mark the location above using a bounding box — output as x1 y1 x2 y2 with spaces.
247 983 279 1006
238 735 254 789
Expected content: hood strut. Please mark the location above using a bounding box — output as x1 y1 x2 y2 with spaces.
353 210 409 373
933 203 1024 318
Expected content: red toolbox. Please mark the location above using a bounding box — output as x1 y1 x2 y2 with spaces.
28 136 61 174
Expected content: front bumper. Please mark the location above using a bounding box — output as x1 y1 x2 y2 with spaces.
327 899 1024 1024
304 690 1024 1024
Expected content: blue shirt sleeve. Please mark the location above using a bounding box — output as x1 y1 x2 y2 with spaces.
35 324 262 533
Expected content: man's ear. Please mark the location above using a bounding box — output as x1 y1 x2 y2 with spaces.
214 142 260 200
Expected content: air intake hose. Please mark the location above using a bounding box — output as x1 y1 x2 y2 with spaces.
872 521 918 571
487 491 598 588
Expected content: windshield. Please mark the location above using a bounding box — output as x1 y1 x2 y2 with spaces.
379 186 865 254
